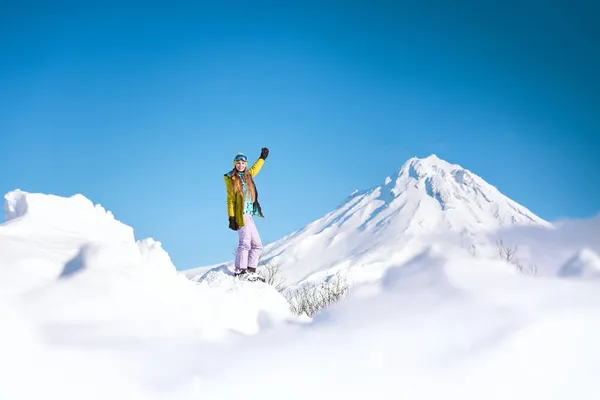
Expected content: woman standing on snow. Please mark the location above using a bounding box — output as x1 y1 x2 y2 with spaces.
224 147 269 277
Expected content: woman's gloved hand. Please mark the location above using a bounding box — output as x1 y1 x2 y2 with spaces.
260 147 269 160
228 216 239 231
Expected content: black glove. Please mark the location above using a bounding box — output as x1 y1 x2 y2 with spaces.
228 216 239 231
260 147 269 160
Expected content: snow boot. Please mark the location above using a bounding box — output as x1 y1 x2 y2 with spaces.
247 267 266 282
247 273 266 283
235 267 265 282
234 268 248 277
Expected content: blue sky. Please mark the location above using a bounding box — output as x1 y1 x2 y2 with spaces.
1 1 598 270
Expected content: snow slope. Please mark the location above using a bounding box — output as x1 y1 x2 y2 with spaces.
186 154 552 284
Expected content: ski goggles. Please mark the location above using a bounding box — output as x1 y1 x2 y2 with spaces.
234 154 248 162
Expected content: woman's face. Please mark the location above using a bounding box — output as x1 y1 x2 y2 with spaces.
235 161 246 172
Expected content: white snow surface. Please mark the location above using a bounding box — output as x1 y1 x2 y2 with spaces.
558 248 600 278
3 155 600 400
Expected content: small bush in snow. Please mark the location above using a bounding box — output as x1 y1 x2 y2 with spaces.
283 274 350 317
496 239 537 276
496 240 518 264
258 260 287 292
468 244 478 257
514 261 538 276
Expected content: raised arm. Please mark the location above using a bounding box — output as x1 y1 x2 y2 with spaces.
248 147 269 177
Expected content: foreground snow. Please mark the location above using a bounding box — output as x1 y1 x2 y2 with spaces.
191 253 600 400
2 187 600 400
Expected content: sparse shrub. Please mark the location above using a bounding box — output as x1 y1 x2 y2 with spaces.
496 239 537 276
496 240 518 263
514 261 538 276
258 260 287 292
468 244 477 257
283 273 350 317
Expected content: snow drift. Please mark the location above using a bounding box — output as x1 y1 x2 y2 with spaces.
558 248 600 279
183 249 600 400
3 189 134 241
0 189 296 339
488 213 600 276
0 190 135 295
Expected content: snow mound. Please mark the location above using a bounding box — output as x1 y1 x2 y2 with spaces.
558 248 600 279
382 247 454 294
59 239 176 278
195 266 294 330
0 189 297 339
0 189 297 343
20 241 295 341
2 189 133 243
0 190 153 295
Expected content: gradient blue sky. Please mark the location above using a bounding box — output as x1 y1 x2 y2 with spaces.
1 1 598 270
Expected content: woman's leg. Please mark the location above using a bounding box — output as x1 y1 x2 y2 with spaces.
246 215 263 270
234 218 252 271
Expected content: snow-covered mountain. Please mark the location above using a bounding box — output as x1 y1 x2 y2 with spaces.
192 154 550 284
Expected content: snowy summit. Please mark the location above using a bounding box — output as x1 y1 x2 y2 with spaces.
398 154 550 229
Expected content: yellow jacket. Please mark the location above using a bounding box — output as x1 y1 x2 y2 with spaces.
224 158 265 228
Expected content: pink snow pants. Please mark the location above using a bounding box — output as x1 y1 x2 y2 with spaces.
235 214 263 270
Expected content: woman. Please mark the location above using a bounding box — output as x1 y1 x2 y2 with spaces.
223 147 269 277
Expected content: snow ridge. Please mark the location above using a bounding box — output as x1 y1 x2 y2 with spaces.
2 189 134 243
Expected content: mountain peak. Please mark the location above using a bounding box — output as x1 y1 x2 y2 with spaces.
400 154 461 181
394 156 550 227
413 153 444 164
